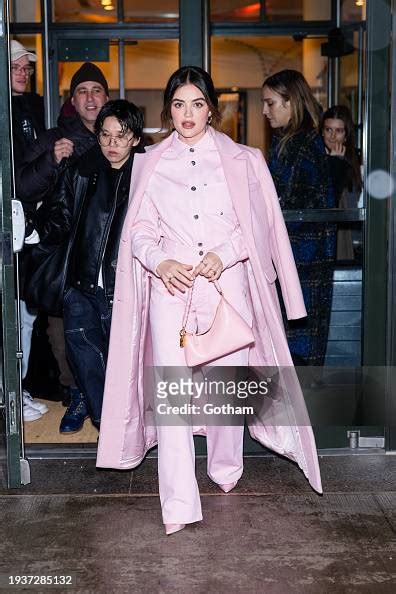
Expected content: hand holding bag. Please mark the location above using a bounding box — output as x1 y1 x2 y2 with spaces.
179 279 254 367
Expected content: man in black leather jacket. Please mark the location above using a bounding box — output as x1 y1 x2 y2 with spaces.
56 100 144 432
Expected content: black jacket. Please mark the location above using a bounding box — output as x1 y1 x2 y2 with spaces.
12 92 45 164
15 110 97 204
25 145 139 313
67 146 135 299
11 93 46 298
49 144 139 304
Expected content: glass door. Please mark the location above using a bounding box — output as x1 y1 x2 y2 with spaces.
210 7 385 450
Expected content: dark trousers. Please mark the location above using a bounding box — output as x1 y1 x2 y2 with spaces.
47 315 75 387
63 287 112 426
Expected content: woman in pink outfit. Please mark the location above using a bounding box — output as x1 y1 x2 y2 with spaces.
96 67 322 535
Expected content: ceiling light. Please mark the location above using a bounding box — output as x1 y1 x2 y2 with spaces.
101 0 112 6
355 0 364 6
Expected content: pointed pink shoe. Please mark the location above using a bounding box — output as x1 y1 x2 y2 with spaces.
219 481 237 493
165 523 186 536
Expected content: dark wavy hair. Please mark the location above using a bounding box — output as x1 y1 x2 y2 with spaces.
161 66 222 132
94 99 144 147
320 105 362 192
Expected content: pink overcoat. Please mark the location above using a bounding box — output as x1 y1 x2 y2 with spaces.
96 129 323 494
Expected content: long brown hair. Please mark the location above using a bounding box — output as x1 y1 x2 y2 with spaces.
262 69 322 156
161 66 222 133
320 105 362 192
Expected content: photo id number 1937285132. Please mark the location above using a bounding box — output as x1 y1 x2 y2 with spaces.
0 574 76 588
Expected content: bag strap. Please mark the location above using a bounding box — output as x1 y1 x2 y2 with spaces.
179 279 223 347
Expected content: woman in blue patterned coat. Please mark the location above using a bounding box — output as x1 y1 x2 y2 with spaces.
262 69 336 366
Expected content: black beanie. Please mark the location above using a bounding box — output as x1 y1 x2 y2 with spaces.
70 62 109 97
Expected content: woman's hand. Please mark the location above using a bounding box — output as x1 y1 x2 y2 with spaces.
193 252 223 281
328 142 346 157
156 259 194 295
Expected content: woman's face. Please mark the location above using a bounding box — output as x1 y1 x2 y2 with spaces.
98 116 139 169
170 83 211 145
322 117 346 150
262 86 291 129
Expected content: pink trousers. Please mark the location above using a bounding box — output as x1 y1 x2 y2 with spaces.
149 271 250 524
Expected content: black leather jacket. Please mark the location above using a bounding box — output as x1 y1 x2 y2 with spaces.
55 144 138 302
15 110 97 204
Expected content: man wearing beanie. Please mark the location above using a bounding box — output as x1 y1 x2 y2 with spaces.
13 62 109 431
15 62 109 202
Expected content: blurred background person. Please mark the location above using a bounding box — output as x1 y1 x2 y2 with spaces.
262 69 336 367
321 105 363 260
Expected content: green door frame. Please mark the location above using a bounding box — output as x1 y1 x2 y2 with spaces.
363 0 391 368
387 0 396 450
179 0 210 70
0 0 23 488
363 0 395 449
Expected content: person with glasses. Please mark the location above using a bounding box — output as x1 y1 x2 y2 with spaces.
11 40 44 155
10 39 49 423
44 100 144 432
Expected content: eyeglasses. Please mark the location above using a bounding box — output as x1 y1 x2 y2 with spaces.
11 65 34 76
97 131 134 148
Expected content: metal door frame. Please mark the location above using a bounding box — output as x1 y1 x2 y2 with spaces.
386 0 396 450
0 0 23 488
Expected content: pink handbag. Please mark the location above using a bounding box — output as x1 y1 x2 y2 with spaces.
179 280 255 367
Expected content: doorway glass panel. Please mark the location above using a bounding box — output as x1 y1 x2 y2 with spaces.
123 0 179 23
341 0 366 22
265 0 331 22
211 35 328 151
211 0 332 22
125 40 178 142
9 0 41 23
52 0 117 23
211 0 260 22
211 32 372 449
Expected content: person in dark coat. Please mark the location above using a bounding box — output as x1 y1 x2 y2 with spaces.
11 40 45 165
38 100 144 432
262 69 336 366
10 39 50 422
